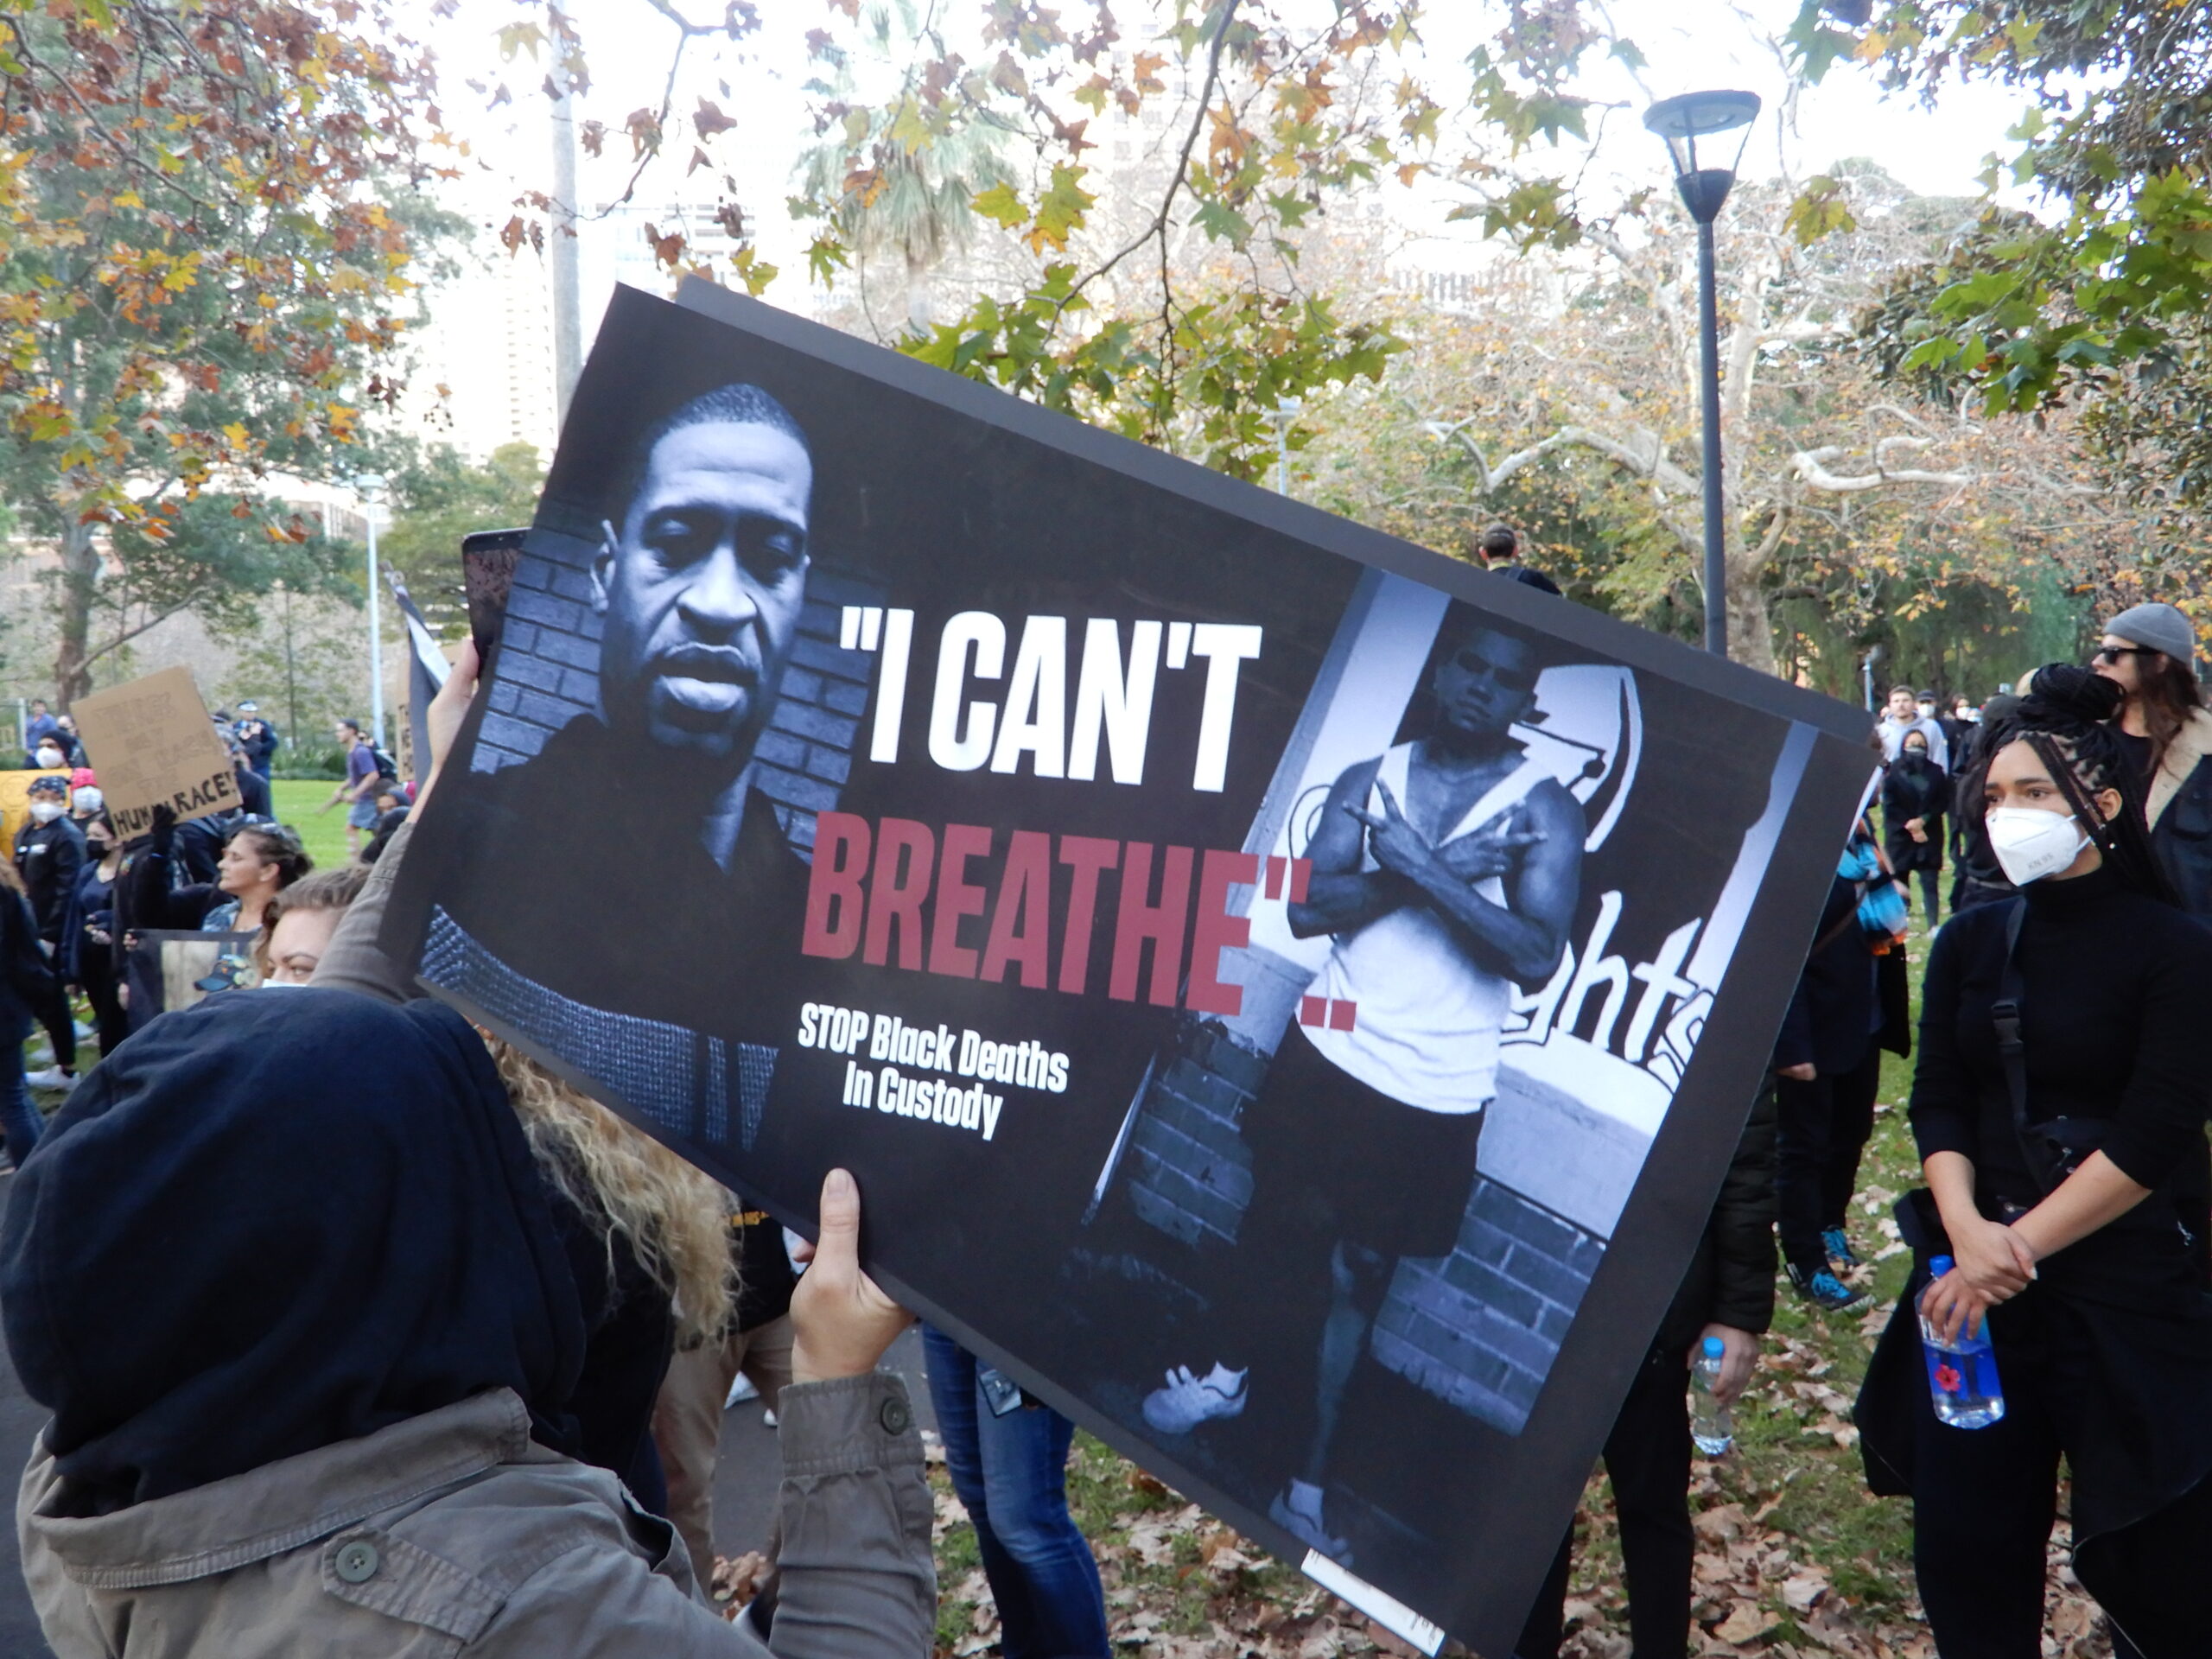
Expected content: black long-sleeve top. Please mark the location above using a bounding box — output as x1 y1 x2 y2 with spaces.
1910 861 2212 1210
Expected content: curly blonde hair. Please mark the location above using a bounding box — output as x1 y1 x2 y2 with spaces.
486 1039 735 1345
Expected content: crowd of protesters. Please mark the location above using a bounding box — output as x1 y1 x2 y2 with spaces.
0 587 2209 1657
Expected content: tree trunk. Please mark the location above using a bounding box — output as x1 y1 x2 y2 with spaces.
50 519 100 709
1726 579 1777 676
904 260 932 337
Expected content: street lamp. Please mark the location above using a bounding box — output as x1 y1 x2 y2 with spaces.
353 473 387 748
1643 88 1761 658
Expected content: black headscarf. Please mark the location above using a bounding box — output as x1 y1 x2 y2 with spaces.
2 988 588 1510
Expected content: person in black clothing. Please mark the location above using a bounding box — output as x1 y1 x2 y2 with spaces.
13 776 83 1091
1881 729 1948 925
59 812 127 1064
0 860 53 1166
234 700 280 779
1772 823 1906 1313
1855 664 2212 1659
1476 521 1565 595
230 746 273 821
418 382 816 1153
2091 601 2212 918
1947 691 2018 916
359 779 412 866
1515 1087 1776 1659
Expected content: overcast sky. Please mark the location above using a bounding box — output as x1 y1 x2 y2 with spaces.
413 0 2039 302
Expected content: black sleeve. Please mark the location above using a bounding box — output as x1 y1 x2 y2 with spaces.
2102 921 2212 1186
1704 1079 1778 1335
1773 970 1815 1072
38 831 84 943
1909 912 1980 1165
1878 767 1904 820
122 850 217 932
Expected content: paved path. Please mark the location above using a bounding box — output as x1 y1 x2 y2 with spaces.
0 1173 936 1657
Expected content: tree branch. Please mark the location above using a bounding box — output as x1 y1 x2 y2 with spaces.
1791 439 1975 493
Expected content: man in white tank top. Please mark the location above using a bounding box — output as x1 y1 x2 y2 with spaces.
1141 623 1583 1565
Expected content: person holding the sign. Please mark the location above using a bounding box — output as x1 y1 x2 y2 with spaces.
1145 620 1584 1563
1856 665 2212 1658
5 989 934 1657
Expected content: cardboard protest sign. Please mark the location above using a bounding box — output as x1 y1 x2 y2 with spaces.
0 770 48 850
123 930 258 1032
382 280 1874 1655
71 668 238 839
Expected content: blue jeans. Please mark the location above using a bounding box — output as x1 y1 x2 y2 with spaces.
0 1038 43 1166
922 1326 1109 1659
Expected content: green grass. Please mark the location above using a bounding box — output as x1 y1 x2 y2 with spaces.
269 778 355 871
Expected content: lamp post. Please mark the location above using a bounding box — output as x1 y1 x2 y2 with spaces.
1643 89 1761 658
353 473 387 748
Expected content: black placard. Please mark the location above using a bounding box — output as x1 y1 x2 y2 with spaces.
381 279 1872 1655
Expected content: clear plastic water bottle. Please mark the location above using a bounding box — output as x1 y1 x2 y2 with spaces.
1918 1255 2005 1429
1689 1335 1733 1455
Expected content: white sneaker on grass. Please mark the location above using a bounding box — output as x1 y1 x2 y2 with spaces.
24 1068 74 1093
1141 1363 1249 1434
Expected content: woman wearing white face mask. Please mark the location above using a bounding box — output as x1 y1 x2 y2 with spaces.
1855 664 2212 1658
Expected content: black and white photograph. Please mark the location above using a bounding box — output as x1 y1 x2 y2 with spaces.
378 280 1872 1653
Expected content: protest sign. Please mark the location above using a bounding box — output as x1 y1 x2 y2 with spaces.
0 770 47 849
123 930 258 1031
383 280 1874 1655
387 568 451 788
71 668 238 839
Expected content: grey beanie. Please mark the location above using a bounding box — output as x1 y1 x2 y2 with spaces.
2107 601 2196 668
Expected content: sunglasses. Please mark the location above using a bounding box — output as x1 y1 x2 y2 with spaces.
2092 645 2150 664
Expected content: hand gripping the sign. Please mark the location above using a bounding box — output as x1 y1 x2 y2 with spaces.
790 1168 915 1385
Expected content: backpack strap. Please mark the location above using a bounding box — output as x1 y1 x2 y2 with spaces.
1990 897 2083 1197
1989 898 2029 1145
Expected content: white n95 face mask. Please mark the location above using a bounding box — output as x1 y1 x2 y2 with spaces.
1986 806 2088 887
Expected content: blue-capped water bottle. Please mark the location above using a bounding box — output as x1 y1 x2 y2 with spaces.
1918 1255 2005 1429
1688 1335 1733 1455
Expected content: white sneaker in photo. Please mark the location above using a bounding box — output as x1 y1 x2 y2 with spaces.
1269 1478 1351 1563
71 1021 94 1044
1141 1363 1249 1434
24 1068 75 1093
724 1372 760 1410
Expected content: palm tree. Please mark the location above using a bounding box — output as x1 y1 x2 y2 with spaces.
794 3 1017 336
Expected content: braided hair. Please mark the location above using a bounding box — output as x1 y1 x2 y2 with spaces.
1969 663 2178 903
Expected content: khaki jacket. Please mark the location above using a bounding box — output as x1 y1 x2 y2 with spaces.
21 1377 934 1657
